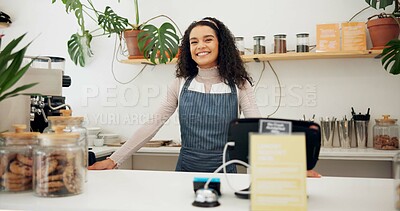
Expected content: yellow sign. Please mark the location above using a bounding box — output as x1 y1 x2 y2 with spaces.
250 133 307 211
341 22 367 51
316 23 340 52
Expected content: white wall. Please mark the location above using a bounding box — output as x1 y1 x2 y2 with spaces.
1 0 399 146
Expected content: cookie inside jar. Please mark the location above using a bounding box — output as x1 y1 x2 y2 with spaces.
33 125 84 197
0 124 39 192
373 115 400 150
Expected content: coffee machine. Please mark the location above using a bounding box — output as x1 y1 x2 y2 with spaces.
0 56 71 133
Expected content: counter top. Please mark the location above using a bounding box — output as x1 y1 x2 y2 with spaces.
0 170 395 211
320 148 399 161
91 146 399 161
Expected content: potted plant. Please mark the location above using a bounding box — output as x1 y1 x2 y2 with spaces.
125 0 181 64
0 34 38 103
365 0 400 74
52 0 181 66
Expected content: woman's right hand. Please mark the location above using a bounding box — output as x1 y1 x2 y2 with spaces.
88 159 116 170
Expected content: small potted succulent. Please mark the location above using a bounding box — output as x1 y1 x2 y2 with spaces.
52 0 181 66
365 0 400 74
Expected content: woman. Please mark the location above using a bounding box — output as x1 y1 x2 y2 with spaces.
89 17 260 172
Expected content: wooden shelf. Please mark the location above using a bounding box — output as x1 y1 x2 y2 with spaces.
120 50 382 65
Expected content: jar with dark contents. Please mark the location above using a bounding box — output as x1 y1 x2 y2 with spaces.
33 125 84 197
0 124 39 192
296 33 310 52
253 36 266 54
274 34 287 54
373 115 399 150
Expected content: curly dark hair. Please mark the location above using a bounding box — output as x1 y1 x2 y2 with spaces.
176 17 253 88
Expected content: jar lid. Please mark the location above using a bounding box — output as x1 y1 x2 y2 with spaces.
375 115 397 124
39 125 79 145
274 34 287 38
0 124 40 140
296 33 309 37
253 35 265 40
48 109 84 122
235 37 244 41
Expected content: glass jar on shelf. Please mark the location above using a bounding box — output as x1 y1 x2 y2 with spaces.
296 33 310 52
274 34 287 53
373 115 399 150
235 36 245 55
0 124 39 192
253 35 266 54
33 125 84 197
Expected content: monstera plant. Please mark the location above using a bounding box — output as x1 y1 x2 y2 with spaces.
365 0 400 75
0 34 38 103
52 0 180 66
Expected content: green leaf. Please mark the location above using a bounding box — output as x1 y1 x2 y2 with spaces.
365 0 394 9
0 83 38 102
0 34 38 102
63 0 83 13
137 23 180 64
98 6 129 36
67 32 93 67
381 39 400 75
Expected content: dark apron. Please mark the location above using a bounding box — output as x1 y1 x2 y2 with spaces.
175 77 238 173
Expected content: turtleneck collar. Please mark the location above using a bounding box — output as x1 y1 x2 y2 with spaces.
197 66 219 79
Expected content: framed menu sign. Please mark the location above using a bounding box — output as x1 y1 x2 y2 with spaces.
250 133 307 211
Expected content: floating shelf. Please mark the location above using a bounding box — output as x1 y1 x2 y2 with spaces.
120 50 382 65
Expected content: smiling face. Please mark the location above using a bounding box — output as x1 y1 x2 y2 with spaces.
189 25 219 69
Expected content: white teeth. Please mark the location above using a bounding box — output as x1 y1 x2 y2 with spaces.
197 52 209 56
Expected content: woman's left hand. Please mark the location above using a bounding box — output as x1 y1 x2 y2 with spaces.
307 170 321 178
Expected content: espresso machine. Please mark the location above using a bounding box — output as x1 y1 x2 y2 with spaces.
0 56 71 133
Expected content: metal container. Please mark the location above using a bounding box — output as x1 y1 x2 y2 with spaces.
321 118 336 148
337 119 353 149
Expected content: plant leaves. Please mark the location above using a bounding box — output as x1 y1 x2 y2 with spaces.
365 0 394 9
137 22 180 64
62 0 83 13
98 6 129 36
381 39 400 75
0 83 38 102
0 34 38 102
67 32 93 67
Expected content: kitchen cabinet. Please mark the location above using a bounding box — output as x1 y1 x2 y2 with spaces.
120 50 382 65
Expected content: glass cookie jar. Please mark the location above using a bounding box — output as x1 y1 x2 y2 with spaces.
44 109 88 182
373 115 399 150
33 125 84 197
0 124 39 192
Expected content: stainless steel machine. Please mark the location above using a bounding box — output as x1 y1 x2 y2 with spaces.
0 56 71 132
